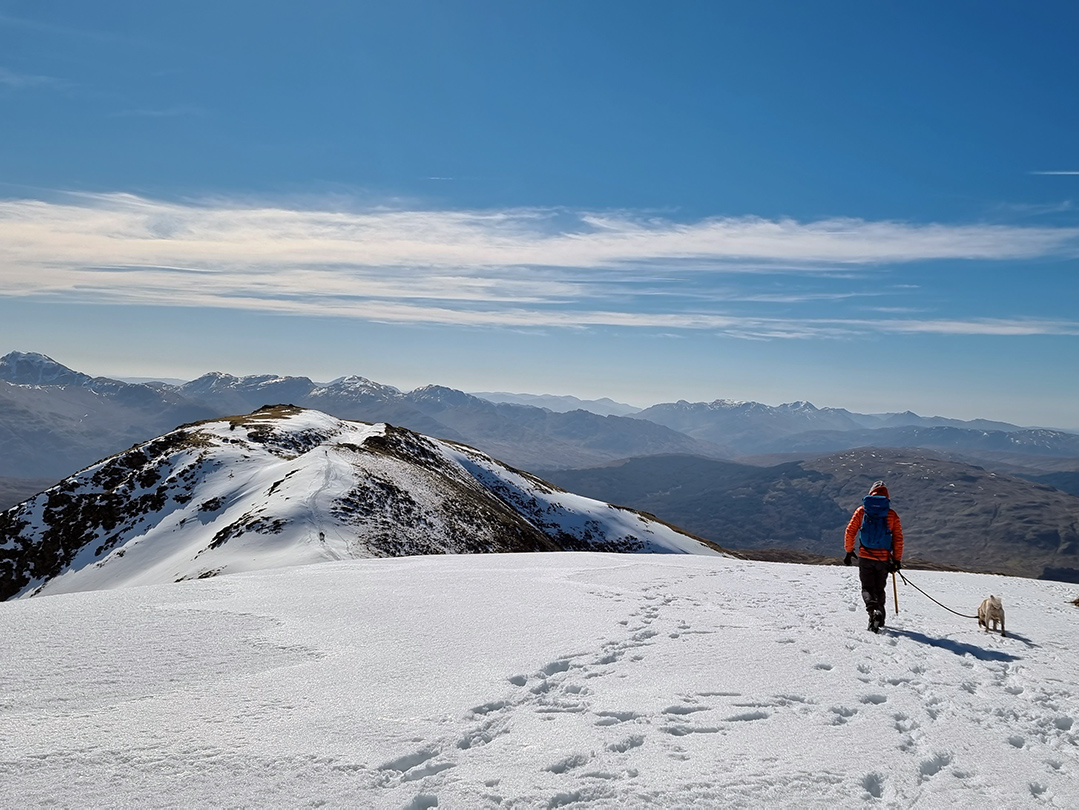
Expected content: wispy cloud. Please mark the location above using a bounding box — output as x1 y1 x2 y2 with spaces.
0 66 65 89
109 105 206 118
1 192 1077 339
1029 171 1079 176
992 200 1074 218
0 11 147 46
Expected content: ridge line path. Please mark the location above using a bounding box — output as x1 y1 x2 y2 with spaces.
1 553 1075 808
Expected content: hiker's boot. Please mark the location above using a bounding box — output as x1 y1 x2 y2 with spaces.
868 609 885 633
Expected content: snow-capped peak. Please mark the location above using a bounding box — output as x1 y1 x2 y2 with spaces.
0 351 93 387
318 376 402 397
407 385 484 408
778 400 819 412
1 406 728 600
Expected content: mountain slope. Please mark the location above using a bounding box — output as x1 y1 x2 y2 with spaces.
0 350 94 386
2 553 1076 807
0 406 727 600
403 386 730 469
0 353 215 478
1020 471 1079 498
540 448 1079 580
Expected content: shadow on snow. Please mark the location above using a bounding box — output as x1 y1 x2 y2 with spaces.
888 628 1021 662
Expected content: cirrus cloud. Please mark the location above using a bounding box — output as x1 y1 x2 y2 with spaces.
1 191 1078 339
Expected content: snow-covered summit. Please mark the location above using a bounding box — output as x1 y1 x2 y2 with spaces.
407 384 487 409
309 375 404 404
180 371 315 397
323 375 401 395
0 406 727 600
777 399 818 411
707 398 827 415
0 351 93 387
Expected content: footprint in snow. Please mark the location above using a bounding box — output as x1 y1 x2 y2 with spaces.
402 761 454 782
606 734 644 753
540 659 572 676
663 704 709 716
594 710 642 726
661 724 721 736
470 700 507 716
545 753 590 774
725 710 769 722
830 706 857 725
918 751 953 781
378 748 438 774
862 772 884 799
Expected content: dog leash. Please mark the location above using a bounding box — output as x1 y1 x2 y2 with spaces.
898 572 980 619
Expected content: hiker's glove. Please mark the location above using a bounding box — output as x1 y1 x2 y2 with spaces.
844 551 856 566
890 560 902 573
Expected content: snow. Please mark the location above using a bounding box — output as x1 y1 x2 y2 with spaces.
8 411 388 598
0 350 92 387
4 408 722 600
437 443 715 556
3 552 1076 808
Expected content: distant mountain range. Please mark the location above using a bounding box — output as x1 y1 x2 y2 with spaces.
0 354 215 479
0 352 728 478
538 448 1079 581
0 406 728 600
471 392 642 417
2 349 1077 490
632 399 1035 452
5 351 1078 585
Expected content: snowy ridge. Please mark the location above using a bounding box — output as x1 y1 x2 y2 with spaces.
435 442 713 556
0 406 726 599
1 553 1076 807
0 350 94 387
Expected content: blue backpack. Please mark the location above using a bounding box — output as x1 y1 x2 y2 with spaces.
858 495 893 550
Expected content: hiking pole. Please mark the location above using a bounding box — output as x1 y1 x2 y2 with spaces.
892 572 899 614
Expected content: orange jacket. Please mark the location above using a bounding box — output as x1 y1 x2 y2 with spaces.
845 506 903 562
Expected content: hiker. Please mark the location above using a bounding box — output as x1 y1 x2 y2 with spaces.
844 481 903 632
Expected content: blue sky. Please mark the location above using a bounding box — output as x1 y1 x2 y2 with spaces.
1 1 1078 427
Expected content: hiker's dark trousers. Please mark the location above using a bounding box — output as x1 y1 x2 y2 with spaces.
859 557 890 618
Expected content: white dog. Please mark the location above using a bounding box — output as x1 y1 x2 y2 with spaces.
978 595 1006 637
